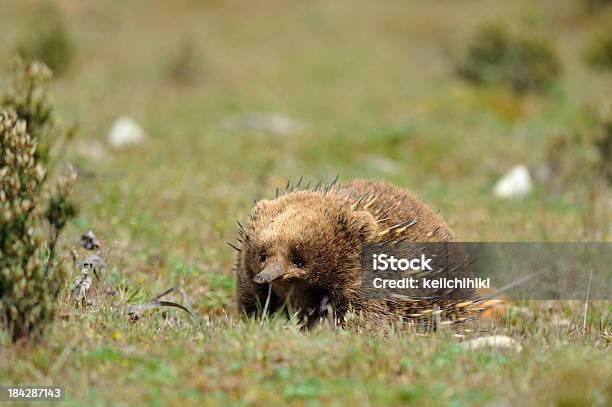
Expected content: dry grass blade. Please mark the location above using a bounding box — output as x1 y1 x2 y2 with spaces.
477 269 546 302
177 287 199 328
261 284 272 325
128 286 199 327
583 269 594 334
127 300 198 326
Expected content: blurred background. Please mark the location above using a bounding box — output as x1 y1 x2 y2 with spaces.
1 0 611 310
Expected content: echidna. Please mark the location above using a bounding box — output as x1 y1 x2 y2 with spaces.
231 177 488 332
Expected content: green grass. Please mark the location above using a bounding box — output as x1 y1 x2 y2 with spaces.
0 0 611 405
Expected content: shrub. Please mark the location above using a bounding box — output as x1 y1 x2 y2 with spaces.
15 6 73 75
546 108 612 188
0 60 77 342
585 27 612 71
595 118 612 183
2 59 56 162
581 0 612 14
457 24 561 94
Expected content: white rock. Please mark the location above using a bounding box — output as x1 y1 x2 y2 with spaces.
462 335 523 352
108 116 148 149
221 113 301 135
493 165 532 198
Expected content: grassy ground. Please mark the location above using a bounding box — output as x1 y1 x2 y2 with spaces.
1 0 611 405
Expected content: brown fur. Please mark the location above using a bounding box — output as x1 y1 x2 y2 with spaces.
233 178 474 329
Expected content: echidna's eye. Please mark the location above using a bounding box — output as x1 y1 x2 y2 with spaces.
292 253 304 268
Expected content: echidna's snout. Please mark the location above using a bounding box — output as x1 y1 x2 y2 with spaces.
253 262 286 284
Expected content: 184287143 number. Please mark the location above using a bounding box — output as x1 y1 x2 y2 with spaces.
0 386 64 401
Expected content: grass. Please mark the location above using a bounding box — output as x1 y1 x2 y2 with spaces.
2 311 611 406
0 0 611 405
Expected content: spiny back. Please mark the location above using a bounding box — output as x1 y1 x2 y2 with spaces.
334 179 455 243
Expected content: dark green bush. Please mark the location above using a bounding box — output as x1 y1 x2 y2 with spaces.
546 109 612 188
15 6 73 75
0 60 77 342
585 27 612 71
595 119 612 183
582 0 612 13
457 24 561 94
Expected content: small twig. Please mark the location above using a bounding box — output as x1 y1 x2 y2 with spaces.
153 286 177 300
128 286 199 328
128 300 196 322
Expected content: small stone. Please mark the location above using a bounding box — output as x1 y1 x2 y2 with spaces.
493 165 533 198
107 116 148 148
